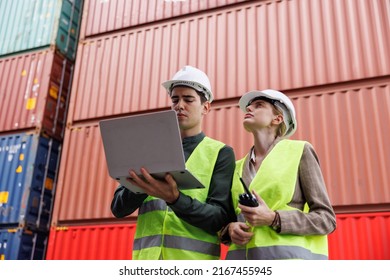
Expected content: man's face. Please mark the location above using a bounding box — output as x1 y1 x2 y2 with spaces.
170 86 210 136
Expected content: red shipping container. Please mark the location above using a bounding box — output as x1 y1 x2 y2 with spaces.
328 212 390 260
68 0 390 122
51 79 390 224
0 49 74 141
46 223 228 260
45 212 390 260
50 121 134 226
204 79 390 208
79 0 251 38
45 223 137 260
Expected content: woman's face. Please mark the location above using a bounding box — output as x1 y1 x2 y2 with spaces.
242 99 281 133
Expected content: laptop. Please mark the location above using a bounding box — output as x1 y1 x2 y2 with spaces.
99 110 205 193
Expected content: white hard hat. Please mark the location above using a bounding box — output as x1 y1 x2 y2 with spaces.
239 89 297 137
162 65 213 102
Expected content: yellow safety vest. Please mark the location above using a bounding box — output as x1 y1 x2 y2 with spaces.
133 137 225 260
227 139 329 260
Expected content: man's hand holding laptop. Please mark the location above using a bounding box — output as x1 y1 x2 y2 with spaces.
128 167 180 204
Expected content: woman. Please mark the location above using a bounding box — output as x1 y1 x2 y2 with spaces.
223 89 336 260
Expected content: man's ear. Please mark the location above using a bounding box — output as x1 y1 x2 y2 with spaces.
202 101 211 115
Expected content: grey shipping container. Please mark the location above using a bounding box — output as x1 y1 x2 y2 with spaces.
0 131 61 231
0 0 83 60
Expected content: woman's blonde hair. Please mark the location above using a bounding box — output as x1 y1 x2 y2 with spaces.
271 105 287 137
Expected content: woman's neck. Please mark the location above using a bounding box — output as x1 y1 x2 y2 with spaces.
252 133 278 158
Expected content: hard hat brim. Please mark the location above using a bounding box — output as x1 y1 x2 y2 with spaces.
162 80 213 102
239 90 280 112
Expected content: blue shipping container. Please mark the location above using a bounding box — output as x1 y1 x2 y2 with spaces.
0 132 61 231
0 227 48 260
0 0 83 60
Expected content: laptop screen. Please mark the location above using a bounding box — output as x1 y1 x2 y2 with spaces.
99 110 204 193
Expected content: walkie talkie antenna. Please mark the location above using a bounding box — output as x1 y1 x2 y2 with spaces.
239 177 251 195
238 175 259 207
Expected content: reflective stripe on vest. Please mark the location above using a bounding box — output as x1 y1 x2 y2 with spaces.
226 245 328 260
133 137 225 260
138 199 168 214
227 139 329 260
134 235 221 257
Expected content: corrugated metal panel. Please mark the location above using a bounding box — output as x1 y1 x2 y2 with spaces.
79 0 251 38
67 0 390 122
50 123 138 225
45 223 136 260
0 227 48 260
328 212 390 260
292 79 390 208
0 132 61 231
219 212 390 260
45 222 227 260
45 213 390 260
0 0 83 60
205 79 390 207
0 49 74 140
50 79 389 223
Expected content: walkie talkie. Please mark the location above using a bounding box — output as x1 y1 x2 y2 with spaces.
238 177 259 207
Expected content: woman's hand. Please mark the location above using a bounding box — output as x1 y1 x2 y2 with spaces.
239 191 275 227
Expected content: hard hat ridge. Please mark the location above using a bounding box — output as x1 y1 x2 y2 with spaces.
162 65 214 102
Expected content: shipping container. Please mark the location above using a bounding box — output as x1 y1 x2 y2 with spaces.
50 77 389 224
328 212 390 260
45 212 390 260
204 78 390 208
46 223 137 260
0 227 48 260
0 131 61 231
45 222 227 260
79 0 251 38
67 0 390 122
0 0 83 60
0 49 74 141
50 121 138 225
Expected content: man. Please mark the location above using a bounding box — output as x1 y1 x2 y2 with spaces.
111 65 235 260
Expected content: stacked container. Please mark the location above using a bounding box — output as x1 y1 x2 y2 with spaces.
46 0 390 260
0 0 83 260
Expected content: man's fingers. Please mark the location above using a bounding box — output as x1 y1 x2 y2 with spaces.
164 173 177 188
139 167 155 183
